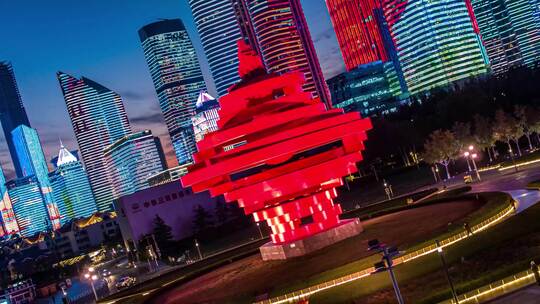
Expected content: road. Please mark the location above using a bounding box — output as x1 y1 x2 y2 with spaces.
488 285 540 304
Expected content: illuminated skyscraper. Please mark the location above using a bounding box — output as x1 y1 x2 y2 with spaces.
188 0 243 96
57 72 132 212
470 0 540 74
139 19 206 164
11 125 60 229
49 143 97 224
326 0 389 70
381 0 489 94
103 130 165 199
7 176 49 237
0 165 18 235
243 0 331 107
0 62 31 178
192 91 220 143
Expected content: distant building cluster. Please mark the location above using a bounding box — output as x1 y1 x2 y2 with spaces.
1 0 540 239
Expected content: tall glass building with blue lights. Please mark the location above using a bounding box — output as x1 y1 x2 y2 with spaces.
57 72 132 212
381 0 489 95
49 143 97 224
0 62 31 178
11 125 61 229
7 176 49 237
188 0 243 96
103 130 165 199
139 19 206 165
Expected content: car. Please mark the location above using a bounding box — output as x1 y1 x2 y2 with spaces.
115 276 136 289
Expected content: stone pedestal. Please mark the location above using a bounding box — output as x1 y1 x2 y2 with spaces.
259 218 363 261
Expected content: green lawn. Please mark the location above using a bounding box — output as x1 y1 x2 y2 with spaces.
310 194 540 304
500 150 540 168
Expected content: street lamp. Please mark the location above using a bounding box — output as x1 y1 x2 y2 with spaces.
256 222 263 239
436 240 459 303
509 148 518 172
195 239 203 260
84 271 98 301
463 151 472 172
471 153 481 181
368 239 404 304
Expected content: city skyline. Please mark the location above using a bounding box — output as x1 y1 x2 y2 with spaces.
0 0 343 179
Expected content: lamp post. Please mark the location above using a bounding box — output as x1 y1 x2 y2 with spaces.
471 153 481 181
84 268 98 301
436 240 459 303
509 148 518 172
368 239 404 304
463 151 472 172
256 222 263 239
195 239 203 260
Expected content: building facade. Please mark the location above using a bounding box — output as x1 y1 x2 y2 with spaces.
0 62 31 178
192 91 220 142
326 0 390 70
0 165 18 235
114 180 220 251
7 176 49 237
470 0 540 74
49 144 97 224
327 61 404 116
381 0 489 94
243 0 331 107
139 19 207 165
103 130 165 199
11 125 60 230
57 73 132 212
188 0 243 96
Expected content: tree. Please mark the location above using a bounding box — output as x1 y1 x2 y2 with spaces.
493 109 523 156
152 215 174 258
473 115 496 162
193 205 213 234
214 200 229 226
422 130 460 179
514 105 534 150
451 121 473 151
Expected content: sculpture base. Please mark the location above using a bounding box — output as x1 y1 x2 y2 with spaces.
259 218 363 261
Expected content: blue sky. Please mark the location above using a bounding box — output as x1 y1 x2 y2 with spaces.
0 0 344 178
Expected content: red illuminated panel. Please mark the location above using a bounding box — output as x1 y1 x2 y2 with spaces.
181 41 372 244
326 0 389 70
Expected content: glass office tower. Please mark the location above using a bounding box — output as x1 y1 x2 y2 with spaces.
57 72 132 212
381 0 489 94
139 19 206 164
49 143 97 224
0 165 18 235
11 125 60 229
7 176 49 237
103 130 165 199
0 62 31 178
188 0 243 96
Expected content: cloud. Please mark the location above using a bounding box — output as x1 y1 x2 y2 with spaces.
129 111 164 125
119 90 153 101
313 28 334 44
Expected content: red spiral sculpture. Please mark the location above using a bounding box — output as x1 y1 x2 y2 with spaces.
181 41 372 244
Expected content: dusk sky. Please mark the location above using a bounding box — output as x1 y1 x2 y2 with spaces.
0 0 344 179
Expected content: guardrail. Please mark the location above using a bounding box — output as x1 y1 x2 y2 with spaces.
438 269 535 304
255 203 516 304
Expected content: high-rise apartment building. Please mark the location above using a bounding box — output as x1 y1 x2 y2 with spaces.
103 130 165 199
0 62 31 178
57 72 132 212
0 165 18 235
192 91 220 143
11 125 60 229
242 0 331 107
139 19 206 165
49 143 97 224
381 0 489 94
7 176 49 237
470 0 540 74
188 0 243 96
